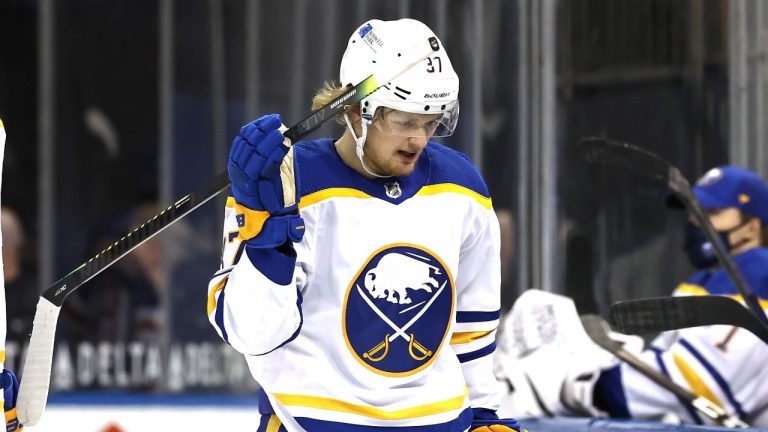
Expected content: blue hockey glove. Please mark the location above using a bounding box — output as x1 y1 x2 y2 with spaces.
228 114 304 247
229 114 291 213
3 369 23 431
470 408 523 432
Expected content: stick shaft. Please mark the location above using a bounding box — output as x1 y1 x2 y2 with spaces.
43 37 438 307
579 315 748 428
0 119 6 376
611 296 768 344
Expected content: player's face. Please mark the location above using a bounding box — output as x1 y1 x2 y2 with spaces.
363 109 442 177
690 207 761 254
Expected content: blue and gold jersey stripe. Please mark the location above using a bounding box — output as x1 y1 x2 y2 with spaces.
450 330 494 345
456 310 500 323
670 352 723 408
299 188 372 209
271 387 468 421
266 414 283 432
297 183 492 210
416 184 492 209
679 338 747 419
207 276 228 316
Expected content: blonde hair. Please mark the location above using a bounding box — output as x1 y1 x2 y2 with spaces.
311 81 360 125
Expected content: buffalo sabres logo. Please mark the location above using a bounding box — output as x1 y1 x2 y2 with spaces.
697 167 723 186
343 244 454 376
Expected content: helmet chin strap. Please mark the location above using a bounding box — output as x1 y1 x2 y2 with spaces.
343 113 389 178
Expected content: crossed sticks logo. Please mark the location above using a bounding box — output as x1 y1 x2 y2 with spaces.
342 244 454 376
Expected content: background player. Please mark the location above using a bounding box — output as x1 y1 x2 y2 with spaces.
496 165 768 427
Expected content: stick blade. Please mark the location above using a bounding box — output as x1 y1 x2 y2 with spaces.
576 136 699 212
17 298 61 426
611 296 768 344
577 137 672 183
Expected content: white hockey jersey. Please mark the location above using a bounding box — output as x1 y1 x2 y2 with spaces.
207 138 502 431
594 247 768 427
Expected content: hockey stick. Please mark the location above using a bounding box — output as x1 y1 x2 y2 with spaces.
580 314 749 428
610 295 768 345
17 36 440 426
577 137 768 330
0 120 6 409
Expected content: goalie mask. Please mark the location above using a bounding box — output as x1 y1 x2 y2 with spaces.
340 19 460 177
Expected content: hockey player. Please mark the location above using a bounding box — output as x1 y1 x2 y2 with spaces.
207 18 522 432
496 166 768 426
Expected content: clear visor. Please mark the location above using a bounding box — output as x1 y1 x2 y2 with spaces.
370 104 459 138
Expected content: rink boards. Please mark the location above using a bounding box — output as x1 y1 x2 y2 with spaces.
28 394 767 432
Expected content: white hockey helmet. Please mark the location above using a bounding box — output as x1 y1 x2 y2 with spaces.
339 19 459 176
340 19 459 133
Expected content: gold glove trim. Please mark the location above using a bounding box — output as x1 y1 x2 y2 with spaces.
231 201 270 242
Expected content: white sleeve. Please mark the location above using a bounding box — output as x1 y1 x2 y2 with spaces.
206 198 309 356
451 205 502 411
614 323 768 425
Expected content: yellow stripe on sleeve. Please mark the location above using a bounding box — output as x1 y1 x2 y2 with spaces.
672 352 723 408
266 414 282 432
450 330 495 345
207 276 228 316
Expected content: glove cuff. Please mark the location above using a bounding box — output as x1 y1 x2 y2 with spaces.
246 215 305 249
245 245 297 285
470 408 521 432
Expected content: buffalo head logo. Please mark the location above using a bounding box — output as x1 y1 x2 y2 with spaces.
363 253 440 304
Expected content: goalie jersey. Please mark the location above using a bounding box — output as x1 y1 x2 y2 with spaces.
595 247 768 426
207 138 502 431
